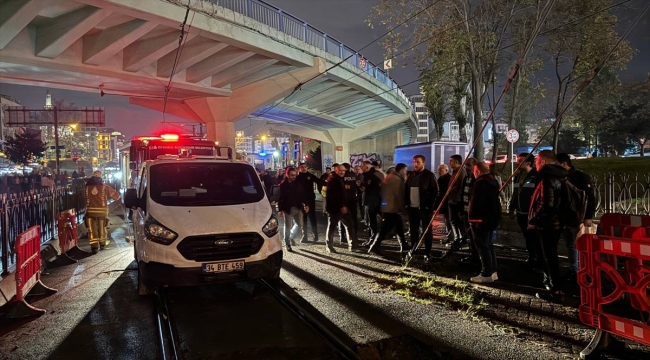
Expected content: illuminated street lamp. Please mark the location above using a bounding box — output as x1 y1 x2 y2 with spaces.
235 131 244 146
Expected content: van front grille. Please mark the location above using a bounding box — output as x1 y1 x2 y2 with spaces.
177 232 264 262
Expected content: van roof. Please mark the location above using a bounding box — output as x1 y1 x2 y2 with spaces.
144 155 249 167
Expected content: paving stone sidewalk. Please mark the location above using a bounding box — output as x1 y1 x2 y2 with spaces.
291 204 650 359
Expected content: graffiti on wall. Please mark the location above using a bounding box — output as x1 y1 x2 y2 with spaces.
350 153 381 168
323 155 334 170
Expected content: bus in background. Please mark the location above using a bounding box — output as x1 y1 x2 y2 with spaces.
120 134 233 189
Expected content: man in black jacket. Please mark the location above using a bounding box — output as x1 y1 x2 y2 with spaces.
468 162 502 283
340 163 359 244
508 153 539 268
529 150 569 302
405 154 439 261
297 163 325 243
436 164 453 244
360 161 382 241
277 167 309 252
319 167 331 216
557 153 596 281
325 164 358 252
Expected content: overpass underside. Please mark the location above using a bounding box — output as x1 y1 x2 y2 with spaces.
0 0 415 161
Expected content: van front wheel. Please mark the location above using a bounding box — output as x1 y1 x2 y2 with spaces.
138 269 154 296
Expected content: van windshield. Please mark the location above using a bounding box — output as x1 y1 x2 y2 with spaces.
149 162 264 206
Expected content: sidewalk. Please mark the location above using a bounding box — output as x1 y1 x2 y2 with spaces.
283 203 649 359
0 208 136 360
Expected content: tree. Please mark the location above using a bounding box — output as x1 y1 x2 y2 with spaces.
369 0 534 160
573 67 621 148
305 145 322 172
420 69 448 140
544 0 633 150
5 132 47 165
599 80 650 156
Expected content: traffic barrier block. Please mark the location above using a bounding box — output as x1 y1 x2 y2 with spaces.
0 226 57 319
576 233 650 359
49 209 91 267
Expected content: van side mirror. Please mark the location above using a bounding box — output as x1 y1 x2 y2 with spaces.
124 189 139 209
268 185 280 202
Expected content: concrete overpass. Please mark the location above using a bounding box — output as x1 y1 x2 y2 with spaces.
0 0 416 163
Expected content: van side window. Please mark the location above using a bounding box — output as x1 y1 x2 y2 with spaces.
138 166 147 198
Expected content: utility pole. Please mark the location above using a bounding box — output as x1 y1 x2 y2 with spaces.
54 108 60 175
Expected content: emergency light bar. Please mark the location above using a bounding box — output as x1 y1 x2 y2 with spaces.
160 134 179 141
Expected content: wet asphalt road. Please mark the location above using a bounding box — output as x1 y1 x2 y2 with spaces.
46 267 339 360
166 282 338 360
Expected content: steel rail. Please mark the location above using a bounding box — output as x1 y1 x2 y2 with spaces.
155 288 181 360
258 279 360 360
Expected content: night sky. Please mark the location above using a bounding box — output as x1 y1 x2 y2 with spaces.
0 0 648 138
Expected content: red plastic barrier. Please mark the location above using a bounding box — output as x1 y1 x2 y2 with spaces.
576 233 650 346
16 227 43 301
599 213 650 237
50 209 90 267
0 226 57 319
57 209 79 254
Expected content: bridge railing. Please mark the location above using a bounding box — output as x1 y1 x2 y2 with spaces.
205 0 410 105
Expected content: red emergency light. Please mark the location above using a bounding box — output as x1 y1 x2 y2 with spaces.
160 134 179 141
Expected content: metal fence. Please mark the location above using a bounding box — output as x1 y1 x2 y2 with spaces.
180 0 409 105
500 173 650 217
0 181 87 274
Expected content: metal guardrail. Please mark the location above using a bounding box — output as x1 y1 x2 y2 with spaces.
191 0 409 105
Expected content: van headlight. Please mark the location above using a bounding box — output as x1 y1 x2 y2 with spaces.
145 216 177 245
262 214 279 237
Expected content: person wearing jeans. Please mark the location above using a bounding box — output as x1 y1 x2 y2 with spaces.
277 167 309 252
557 153 596 282
467 162 501 283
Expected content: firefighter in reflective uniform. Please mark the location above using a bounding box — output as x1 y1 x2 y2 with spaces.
85 170 120 254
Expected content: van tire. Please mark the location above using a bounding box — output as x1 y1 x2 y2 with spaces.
138 269 154 296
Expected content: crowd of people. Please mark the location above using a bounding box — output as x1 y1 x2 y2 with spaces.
273 149 595 303
0 168 95 194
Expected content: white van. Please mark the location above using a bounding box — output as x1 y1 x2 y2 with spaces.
125 154 282 295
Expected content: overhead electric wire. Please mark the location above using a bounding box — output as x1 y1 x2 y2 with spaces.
162 2 194 117
264 0 632 130
402 0 559 267
255 0 443 118
498 0 650 194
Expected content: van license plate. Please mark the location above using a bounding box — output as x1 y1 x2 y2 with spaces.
202 261 244 273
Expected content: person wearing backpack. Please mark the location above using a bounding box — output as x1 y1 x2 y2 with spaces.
557 153 595 283
528 150 569 303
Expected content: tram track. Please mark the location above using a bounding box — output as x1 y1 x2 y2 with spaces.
155 288 181 360
153 280 359 360
257 279 360 360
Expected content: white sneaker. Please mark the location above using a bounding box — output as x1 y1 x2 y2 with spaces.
470 275 494 283
492 272 498 281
